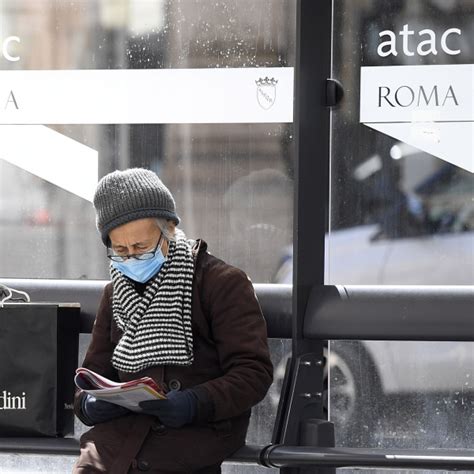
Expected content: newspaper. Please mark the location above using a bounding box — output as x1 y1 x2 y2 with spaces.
75 367 167 412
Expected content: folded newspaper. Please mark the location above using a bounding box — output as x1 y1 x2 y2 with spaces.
75 367 167 412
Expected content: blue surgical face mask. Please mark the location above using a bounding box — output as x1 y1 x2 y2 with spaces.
112 248 166 283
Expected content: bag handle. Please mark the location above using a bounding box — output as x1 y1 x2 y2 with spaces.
0 283 31 306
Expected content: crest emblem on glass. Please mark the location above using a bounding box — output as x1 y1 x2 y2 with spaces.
255 77 278 110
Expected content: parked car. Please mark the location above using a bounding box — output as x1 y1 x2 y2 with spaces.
271 161 474 445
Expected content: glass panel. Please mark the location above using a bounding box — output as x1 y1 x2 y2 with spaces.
0 1 296 473
329 0 474 468
0 0 295 284
0 123 293 282
329 0 473 285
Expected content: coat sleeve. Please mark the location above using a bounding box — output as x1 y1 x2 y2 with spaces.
73 283 119 422
195 260 274 421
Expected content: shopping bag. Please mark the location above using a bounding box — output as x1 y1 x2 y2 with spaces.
0 303 80 437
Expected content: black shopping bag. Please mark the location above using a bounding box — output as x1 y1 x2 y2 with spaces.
0 303 80 437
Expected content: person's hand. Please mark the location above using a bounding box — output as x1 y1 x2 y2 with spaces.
81 393 129 425
138 389 198 428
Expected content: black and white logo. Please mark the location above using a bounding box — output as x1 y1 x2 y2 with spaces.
256 77 278 110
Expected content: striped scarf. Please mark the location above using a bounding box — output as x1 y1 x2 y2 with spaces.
110 237 195 373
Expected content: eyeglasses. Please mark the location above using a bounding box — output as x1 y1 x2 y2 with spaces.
107 234 164 262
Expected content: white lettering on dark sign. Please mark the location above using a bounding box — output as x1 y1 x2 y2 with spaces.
1 36 20 62
377 25 461 57
0 391 27 410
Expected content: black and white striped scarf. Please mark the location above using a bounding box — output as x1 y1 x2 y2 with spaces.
110 237 195 373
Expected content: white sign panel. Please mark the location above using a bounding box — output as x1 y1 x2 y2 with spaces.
0 68 294 124
0 125 98 201
360 64 473 172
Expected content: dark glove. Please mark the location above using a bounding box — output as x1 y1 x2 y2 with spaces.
138 389 198 428
81 393 129 425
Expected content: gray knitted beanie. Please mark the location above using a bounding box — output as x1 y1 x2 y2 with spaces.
93 168 180 245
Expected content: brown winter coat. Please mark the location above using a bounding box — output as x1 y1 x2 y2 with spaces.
73 240 273 473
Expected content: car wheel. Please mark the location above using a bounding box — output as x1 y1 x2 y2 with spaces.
328 340 382 446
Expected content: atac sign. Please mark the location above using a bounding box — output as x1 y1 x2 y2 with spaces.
360 24 473 173
256 77 278 110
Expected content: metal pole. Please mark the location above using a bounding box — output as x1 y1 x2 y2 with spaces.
273 0 334 472
231 445 474 471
